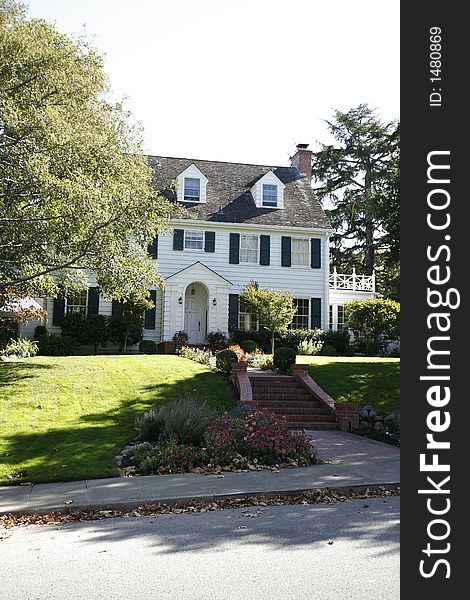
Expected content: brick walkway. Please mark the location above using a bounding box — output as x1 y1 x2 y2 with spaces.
306 430 400 464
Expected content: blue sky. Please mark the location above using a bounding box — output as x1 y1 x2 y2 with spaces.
26 0 399 165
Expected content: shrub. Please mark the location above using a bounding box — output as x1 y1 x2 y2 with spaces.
108 314 143 352
178 345 212 365
133 440 203 475
345 298 400 355
61 312 87 341
320 344 338 356
297 339 323 356
227 344 245 360
139 339 157 354
1 337 38 358
215 349 239 375
206 330 227 350
61 313 108 353
34 325 48 340
240 339 257 353
135 409 166 442
172 330 188 349
38 334 80 356
162 398 215 445
229 327 272 353
246 353 272 370
273 346 296 373
0 317 18 346
319 329 352 355
275 328 322 351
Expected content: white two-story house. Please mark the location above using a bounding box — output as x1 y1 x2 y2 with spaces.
20 144 376 345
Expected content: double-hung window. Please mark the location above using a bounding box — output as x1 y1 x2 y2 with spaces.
262 184 278 207
291 298 309 329
240 234 259 263
66 290 87 314
184 231 204 250
183 177 201 201
337 305 345 331
291 238 310 266
239 299 258 331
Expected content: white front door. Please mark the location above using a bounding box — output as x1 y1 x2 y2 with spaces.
184 297 205 344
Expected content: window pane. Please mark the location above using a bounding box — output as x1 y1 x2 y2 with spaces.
184 178 200 200
262 184 277 206
291 298 309 329
66 290 87 314
240 235 259 263
292 238 309 266
184 231 204 249
337 305 345 331
329 305 333 330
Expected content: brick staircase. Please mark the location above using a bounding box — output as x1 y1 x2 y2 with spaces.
248 373 338 430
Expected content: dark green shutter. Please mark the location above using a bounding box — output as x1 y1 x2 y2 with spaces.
259 235 270 266
204 231 215 252
281 236 291 267
311 298 321 329
229 233 240 264
87 287 99 315
228 294 239 328
52 298 65 326
173 229 184 250
147 236 158 259
144 290 157 330
311 238 321 268
111 300 123 317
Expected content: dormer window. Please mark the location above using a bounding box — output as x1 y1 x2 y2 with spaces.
176 164 208 204
262 184 278 207
250 171 285 209
184 177 200 201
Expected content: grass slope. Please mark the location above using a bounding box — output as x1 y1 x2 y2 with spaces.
297 356 400 414
0 355 234 485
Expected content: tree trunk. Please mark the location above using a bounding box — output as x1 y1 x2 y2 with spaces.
271 335 275 356
364 164 375 276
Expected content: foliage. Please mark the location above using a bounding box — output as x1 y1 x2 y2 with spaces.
178 345 212 365
37 334 80 356
135 410 166 443
131 409 315 474
275 328 322 352
297 338 323 356
139 340 157 354
273 346 297 373
206 330 227 351
215 349 239 375
240 339 258 353
1 337 38 358
0 316 17 345
0 355 234 483
229 327 271 353
319 344 338 356
60 312 107 353
345 299 400 355
0 1 181 309
108 294 152 352
136 397 215 446
245 353 273 370
172 331 188 349
33 325 48 340
241 282 297 354
312 104 399 294
319 329 352 355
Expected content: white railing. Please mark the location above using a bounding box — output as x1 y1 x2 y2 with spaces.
329 268 375 292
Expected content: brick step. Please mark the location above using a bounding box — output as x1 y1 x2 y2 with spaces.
252 393 320 402
254 398 331 409
284 413 336 423
255 405 333 417
248 377 296 386
250 386 309 395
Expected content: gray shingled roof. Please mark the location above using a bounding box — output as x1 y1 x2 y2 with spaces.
147 156 331 229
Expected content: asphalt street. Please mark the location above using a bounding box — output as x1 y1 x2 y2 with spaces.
1 496 400 600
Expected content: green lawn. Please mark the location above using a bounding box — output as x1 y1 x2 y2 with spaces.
297 356 400 414
0 355 235 485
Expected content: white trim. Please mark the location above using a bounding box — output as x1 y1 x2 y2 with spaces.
175 164 208 204
250 171 285 209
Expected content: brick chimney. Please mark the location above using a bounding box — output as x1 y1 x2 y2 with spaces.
290 143 313 183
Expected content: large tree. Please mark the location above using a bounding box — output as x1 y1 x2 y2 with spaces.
0 1 179 311
312 104 399 294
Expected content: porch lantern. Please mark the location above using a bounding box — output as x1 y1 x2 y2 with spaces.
212 298 217 306
190 283 196 295
178 296 183 304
